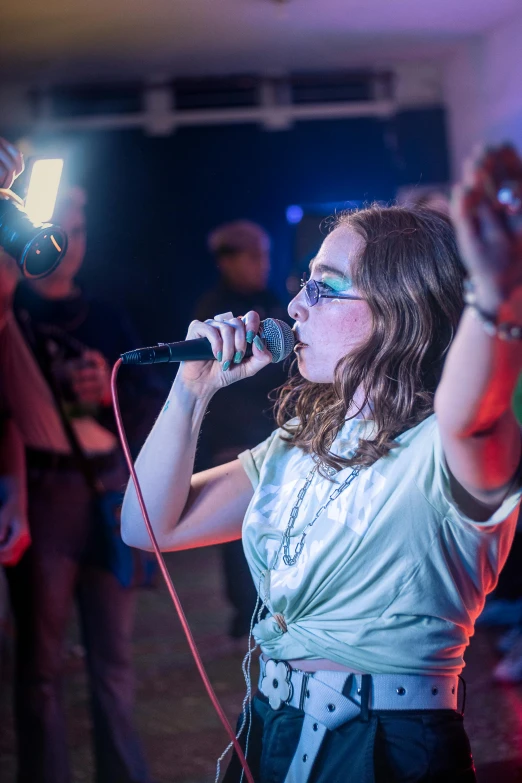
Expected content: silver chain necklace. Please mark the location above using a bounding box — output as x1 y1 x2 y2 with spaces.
276 462 360 567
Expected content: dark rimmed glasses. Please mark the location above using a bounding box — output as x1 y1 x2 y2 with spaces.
300 274 363 307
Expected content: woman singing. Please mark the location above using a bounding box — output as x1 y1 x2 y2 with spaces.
122 146 522 782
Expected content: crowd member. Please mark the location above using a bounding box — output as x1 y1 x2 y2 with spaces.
123 144 522 782
0 138 31 682
194 220 288 642
0 139 162 783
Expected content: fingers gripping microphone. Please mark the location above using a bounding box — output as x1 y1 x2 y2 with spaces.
121 318 295 365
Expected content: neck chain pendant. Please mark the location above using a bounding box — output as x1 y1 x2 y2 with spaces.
273 462 360 568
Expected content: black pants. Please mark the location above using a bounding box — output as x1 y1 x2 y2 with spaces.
223 695 477 783
5 456 150 783
494 530 522 600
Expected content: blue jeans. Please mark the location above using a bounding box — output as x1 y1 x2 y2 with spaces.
5 455 150 783
223 694 477 783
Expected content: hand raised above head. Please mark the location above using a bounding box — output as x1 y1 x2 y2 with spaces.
451 144 522 311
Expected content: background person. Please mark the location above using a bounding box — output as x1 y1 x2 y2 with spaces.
0 139 30 688
194 220 288 643
0 141 163 783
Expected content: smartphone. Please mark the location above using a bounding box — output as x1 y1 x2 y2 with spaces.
25 158 64 225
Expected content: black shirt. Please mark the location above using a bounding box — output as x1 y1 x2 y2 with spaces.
13 281 166 457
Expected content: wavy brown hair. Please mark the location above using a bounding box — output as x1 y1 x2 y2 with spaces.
274 205 465 474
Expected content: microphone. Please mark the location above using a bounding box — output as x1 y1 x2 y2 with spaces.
121 317 295 365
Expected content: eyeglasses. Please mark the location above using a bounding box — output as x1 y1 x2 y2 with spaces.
300 275 363 307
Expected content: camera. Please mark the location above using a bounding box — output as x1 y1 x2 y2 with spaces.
0 191 68 279
0 157 68 279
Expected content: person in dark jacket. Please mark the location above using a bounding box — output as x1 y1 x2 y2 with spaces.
1 179 163 783
194 220 289 642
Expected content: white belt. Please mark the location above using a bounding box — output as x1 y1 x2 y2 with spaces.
258 658 460 783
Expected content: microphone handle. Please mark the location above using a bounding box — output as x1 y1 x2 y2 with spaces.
121 337 254 365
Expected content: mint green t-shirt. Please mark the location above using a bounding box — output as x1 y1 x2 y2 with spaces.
238 415 521 676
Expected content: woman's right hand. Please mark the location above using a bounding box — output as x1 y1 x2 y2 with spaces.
177 309 273 397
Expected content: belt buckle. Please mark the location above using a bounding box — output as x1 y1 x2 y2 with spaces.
261 659 294 710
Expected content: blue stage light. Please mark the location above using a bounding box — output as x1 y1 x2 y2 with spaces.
286 205 303 224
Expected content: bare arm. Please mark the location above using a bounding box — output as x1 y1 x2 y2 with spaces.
121 376 255 551
435 146 522 509
147 458 254 551
435 304 522 508
121 310 272 550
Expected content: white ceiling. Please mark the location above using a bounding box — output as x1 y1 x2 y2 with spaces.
1 0 520 85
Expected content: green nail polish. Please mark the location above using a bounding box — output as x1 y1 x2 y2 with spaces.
216 351 223 362
233 351 243 364
246 330 255 344
253 336 264 352
222 360 231 371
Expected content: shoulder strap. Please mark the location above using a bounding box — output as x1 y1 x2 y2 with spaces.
15 308 102 495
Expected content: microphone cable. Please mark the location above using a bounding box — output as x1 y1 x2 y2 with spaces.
111 358 255 783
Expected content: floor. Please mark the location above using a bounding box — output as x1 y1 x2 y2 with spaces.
1 546 522 782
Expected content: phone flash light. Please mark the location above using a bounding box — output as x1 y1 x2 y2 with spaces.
25 159 64 224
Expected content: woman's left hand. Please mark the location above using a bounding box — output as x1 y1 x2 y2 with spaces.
451 144 522 311
68 349 112 407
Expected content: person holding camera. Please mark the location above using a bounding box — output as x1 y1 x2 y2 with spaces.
0 139 31 683
0 138 161 783
122 145 522 782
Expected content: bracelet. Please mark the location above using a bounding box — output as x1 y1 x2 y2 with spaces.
463 279 522 340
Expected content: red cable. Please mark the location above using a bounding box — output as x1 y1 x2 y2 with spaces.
111 359 255 783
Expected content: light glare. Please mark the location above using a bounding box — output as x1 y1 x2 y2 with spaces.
25 159 64 224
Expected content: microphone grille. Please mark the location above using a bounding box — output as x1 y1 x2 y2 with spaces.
259 318 295 363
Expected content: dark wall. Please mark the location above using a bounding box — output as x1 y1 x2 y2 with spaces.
19 107 449 347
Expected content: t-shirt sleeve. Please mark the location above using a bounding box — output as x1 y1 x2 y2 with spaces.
415 417 522 528
238 428 281 489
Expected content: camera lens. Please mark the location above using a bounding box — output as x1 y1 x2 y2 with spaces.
21 226 68 278
0 194 68 278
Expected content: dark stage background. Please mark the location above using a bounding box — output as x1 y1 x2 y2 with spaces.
5 106 449 350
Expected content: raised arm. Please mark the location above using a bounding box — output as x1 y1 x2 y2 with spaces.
435 145 522 509
121 311 272 551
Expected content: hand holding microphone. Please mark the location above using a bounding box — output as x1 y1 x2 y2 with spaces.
182 310 273 392
121 311 294 396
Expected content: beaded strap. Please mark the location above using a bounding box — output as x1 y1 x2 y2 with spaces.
463 279 522 341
